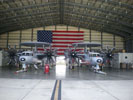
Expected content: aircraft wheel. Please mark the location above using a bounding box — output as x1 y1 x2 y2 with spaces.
68 65 71 69
72 66 74 69
94 69 96 73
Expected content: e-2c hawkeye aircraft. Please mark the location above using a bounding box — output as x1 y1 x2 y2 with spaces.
16 41 56 73
65 42 106 74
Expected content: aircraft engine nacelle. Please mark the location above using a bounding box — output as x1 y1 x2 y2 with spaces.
19 56 33 64
70 52 77 58
92 57 103 65
96 57 103 64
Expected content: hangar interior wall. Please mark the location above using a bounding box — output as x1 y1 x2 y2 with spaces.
0 25 124 51
125 36 133 53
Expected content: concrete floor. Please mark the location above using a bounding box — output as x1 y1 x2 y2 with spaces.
0 56 133 100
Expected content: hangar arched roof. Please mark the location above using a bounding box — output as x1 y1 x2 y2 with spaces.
0 0 133 37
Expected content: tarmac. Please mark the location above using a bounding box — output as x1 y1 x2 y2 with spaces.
0 56 133 100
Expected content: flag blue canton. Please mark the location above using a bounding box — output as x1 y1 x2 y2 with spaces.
37 31 53 43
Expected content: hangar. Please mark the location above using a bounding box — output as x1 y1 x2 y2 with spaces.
0 0 133 100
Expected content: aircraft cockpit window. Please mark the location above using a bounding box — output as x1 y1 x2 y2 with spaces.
97 54 100 57
22 53 33 56
22 53 25 55
93 54 96 57
26 53 29 56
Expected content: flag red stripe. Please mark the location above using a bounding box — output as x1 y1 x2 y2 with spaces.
53 34 83 37
57 53 64 55
52 42 78 44
37 48 83 51
57 49 83 51
37 48 44 51
52 31 84 33
52 45 73 48
52 38 83 40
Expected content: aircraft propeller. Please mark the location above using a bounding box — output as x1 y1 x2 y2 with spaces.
36 44 57 67
6 45 21 68
65 47 81 69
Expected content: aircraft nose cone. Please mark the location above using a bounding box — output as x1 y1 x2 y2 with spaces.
97 59 102 63
20 58 25 61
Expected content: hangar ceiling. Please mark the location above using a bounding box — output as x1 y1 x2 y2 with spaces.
0 0 133 37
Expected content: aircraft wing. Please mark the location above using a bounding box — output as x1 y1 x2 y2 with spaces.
72 42 101 47
20 41 50 47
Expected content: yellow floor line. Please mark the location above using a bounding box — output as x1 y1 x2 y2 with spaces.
54 80 60 100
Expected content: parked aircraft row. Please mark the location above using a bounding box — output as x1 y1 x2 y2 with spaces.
6 41 113 74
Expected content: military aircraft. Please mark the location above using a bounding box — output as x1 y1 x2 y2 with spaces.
16 41 57 73
65 42 106 74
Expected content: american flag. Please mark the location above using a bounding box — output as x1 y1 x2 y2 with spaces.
37 30 84 55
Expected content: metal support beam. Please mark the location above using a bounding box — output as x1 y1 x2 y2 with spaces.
55 25 57 30
0 2 57 13
87 24 127 38
43 26 45 30
78 27 80 31
1 0 132 10
0 10 58 23
6 32 9 49
113 34 115 48
98 0 133 10
90 29 91 42
101 32 103 49
90 29 91 51
64 17 129 37
31 28 33 41
31 28 33 50
64 10 133 32
66 25 68 31
59 0 64 24
0 21 57 35
102 24 133 35
0 16 59 29
64 10 133 28
65 2 132 19
124 39 126 52
19 30 22 49
0 17 60 34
